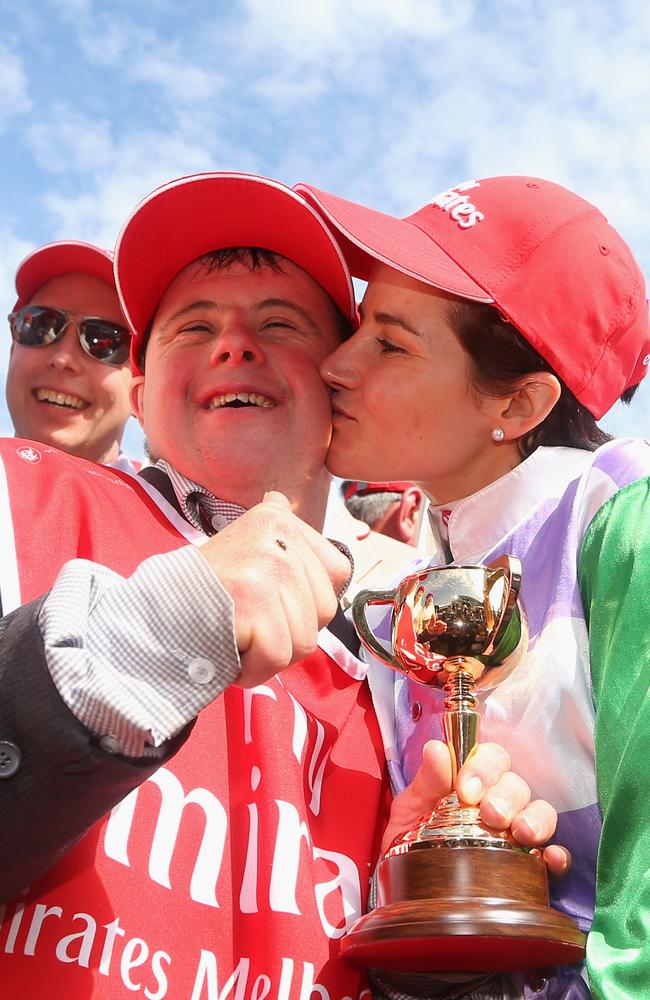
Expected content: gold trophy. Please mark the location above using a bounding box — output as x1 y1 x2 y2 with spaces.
342 556 585 981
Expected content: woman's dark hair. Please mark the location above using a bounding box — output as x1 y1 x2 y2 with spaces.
446 299 638 457
138 246 353 369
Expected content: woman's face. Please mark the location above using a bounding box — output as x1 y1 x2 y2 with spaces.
321 263 521 504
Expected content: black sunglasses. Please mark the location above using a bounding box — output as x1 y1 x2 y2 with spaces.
8 305 131 367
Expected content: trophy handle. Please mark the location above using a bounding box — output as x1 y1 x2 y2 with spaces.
352 588 403 670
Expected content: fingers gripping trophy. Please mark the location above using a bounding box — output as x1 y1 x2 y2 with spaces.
343 557 585 982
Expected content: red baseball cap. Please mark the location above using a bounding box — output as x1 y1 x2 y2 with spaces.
14 241 116 311
114 172 356 374
343 480 415 500
295 176 650 419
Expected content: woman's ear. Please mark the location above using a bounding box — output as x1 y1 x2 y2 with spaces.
495 372 562 440
130 375 146 427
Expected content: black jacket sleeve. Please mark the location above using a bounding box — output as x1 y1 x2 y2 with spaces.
0 598 192 902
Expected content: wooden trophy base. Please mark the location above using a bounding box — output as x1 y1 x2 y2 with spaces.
340 844 586 986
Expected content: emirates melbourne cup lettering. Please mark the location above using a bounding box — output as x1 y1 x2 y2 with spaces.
0 671 375 997
2 903 171 999
430 179 484 229
103 684 362 934
191 954 372 1000
243 685 332 816
1 901 367 999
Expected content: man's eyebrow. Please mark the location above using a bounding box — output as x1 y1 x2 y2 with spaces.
158 300 222 331
360 304 423 339
158 298 320 334
254 298 319 333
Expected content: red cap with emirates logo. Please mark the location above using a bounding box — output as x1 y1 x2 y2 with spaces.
294 176 650 419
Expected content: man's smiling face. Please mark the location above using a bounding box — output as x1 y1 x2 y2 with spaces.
130 255 344 510
5 272 133 464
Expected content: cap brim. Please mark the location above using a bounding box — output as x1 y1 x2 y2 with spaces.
294 184 492 303
15 242 115 310
114 173 356 367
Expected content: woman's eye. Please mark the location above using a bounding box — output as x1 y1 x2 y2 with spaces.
377 337 406 355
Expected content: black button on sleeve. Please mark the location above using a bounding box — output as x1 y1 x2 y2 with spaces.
0 740 22 778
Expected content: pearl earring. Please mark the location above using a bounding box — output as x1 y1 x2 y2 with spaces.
491 427 505 442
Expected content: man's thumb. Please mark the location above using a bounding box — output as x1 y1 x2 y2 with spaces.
262 490 292 509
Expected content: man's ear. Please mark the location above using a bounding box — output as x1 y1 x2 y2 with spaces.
397 487 424 545
494 372 561 440
130 375 146 427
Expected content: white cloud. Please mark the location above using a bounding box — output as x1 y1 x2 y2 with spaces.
238 0 472 63
36 119 218 246
54 0 93 15
248 0 650 277
0 45 31 129
55 0 130 65
0 227 35 327
56 2 224 102
131 51 223 104
26 106 115 176
14 1 650 270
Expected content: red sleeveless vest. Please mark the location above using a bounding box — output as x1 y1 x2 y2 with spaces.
0 441 389 999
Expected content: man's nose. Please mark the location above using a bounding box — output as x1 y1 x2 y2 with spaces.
209 321 266 365
46 323 85 373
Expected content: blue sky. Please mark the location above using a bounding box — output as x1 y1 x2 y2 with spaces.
1 0 650 458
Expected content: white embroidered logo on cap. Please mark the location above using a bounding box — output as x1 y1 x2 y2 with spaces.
17 445 41 464
430 180 484 230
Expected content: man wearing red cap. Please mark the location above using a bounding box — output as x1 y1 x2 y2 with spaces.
5 241 136 471
0 175 557 999
342 480 425 545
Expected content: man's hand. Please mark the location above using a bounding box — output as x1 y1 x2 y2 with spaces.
197 492 351 687
382 740 570 877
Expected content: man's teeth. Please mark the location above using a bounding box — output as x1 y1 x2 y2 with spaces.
208 391 274 409
36 388 85 410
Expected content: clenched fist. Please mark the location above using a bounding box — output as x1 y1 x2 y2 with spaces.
197 492 352 686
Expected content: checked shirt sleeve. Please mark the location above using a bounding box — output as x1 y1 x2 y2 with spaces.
578 476 650 1000
39 545 241 758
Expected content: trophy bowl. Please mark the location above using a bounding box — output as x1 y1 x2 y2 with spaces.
342 556 585 983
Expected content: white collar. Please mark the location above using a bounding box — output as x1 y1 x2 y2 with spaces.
427 447 594 563
155 459 246 534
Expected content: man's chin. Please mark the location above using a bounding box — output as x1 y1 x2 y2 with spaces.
31 427 78 449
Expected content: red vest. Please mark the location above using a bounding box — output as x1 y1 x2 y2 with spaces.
0 441 389 999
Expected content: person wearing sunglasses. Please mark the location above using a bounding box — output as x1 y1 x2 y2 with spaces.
5 241 136 470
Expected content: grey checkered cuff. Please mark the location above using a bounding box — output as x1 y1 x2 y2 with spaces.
39 546 241 758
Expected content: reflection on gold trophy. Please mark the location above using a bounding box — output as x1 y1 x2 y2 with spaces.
343 556 585 983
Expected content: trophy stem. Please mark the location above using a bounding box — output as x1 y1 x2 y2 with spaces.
443 657 480 781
